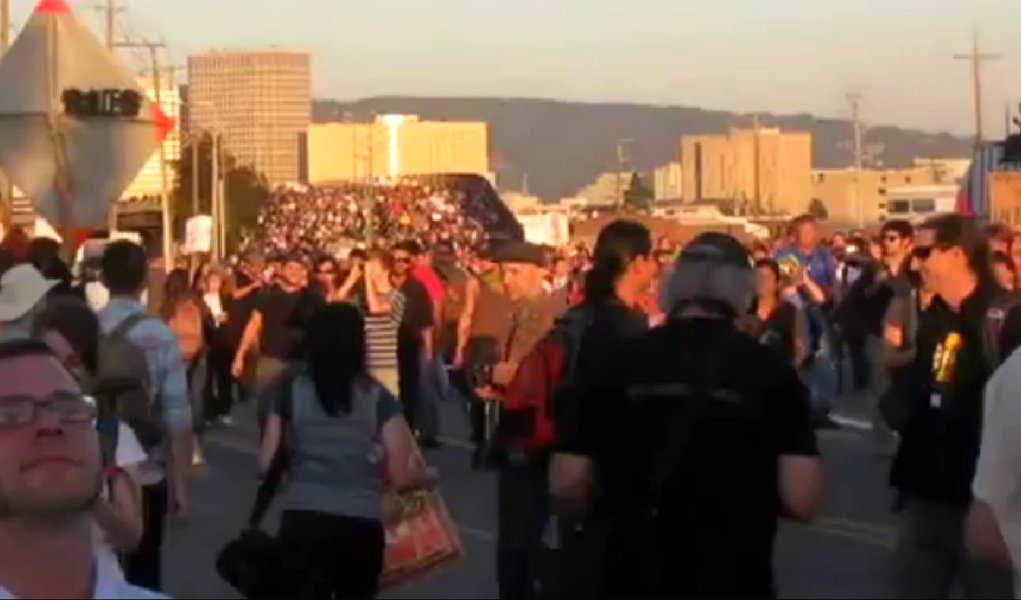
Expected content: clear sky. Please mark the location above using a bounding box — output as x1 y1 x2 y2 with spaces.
9 0 1021 136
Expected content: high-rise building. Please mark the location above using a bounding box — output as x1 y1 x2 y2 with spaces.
681 128 812 216
187 48 311 185
122 77 181 199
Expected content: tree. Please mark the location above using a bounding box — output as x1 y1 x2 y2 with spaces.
172 133 270 250
623 172 654 211
807 198 829 221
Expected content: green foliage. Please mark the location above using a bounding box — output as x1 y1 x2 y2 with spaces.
807 197 829 220
623 172 653 211
171 133 269 250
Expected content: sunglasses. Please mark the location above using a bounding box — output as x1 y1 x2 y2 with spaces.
912 245 951 260
0 393 97 428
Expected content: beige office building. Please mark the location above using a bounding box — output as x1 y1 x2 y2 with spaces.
305 115 489 183
187 48 311 185
681 128 812 216
812 165 951 226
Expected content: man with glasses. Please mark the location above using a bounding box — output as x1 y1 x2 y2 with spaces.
391 241 435 437
0 339 163 598
861 220 914 454
889 214 1018 599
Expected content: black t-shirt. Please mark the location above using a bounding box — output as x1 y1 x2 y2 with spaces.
555 299 649 451
891 282 1021 505
257 286 323 361
396 276 434 357
750 299 798 365
575 318 818 598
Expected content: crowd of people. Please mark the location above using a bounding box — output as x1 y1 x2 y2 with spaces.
2 199 1021 599
250 178 515 266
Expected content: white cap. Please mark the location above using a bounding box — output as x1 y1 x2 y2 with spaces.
0 264 59 322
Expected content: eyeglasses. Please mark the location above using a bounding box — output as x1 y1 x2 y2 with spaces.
0 393 97 428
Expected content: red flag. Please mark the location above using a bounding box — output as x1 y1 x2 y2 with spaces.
956 186 973 216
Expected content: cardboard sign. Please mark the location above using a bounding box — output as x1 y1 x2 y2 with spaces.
0 0 171 230
988 172 1021 230
185 215 213 254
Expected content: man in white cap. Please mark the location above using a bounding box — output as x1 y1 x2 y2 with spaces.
0 264 59 343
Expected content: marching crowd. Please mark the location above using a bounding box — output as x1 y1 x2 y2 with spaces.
1 203 1021 599
251 180 498 265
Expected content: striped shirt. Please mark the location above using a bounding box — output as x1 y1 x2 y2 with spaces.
366 291 406 370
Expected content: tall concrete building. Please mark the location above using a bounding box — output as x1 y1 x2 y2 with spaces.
187 48 311 185
305 115 489 183
681 128 812 216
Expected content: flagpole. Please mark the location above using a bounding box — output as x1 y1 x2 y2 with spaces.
46 7 75 259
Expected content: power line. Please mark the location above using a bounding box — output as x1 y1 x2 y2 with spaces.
954 28 1001 149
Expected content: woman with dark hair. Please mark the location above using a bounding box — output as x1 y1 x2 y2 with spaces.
312 255 343 302
258 303 433 598
750 259 807 367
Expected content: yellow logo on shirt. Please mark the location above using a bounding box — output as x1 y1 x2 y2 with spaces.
932 332 962 383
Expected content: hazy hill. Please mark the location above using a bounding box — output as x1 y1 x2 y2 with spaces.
312 97 972 200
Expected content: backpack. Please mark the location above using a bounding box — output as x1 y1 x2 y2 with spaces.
169 297 204 362
982 292 1021 370
498 306 592 451
94 313 164 451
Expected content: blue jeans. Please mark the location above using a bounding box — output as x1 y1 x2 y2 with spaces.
416 358 447 438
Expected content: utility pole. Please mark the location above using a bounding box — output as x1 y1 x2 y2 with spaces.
191 133 199 215
615 138 633 209
847 92 865 229
115 38 172 261
101 0 124 233
1 0 12 230
752 114 762 214
954 28 1001 149
210 132 219 259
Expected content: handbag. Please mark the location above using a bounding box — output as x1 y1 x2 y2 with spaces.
215 377 293 599
380 485 464 589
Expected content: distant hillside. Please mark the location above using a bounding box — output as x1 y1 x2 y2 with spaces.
312 97 972 200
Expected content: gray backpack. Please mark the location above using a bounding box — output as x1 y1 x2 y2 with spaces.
94 314 164 451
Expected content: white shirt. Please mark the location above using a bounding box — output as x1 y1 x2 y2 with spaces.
93 424 147 573
973 351 1021 596
85 281 111 312
0 549 166 599
203 293 224 321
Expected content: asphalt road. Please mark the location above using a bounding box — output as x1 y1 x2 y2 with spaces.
161 389 901 599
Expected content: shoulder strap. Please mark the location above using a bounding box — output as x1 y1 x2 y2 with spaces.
108 312 151 341
647 333 730 508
